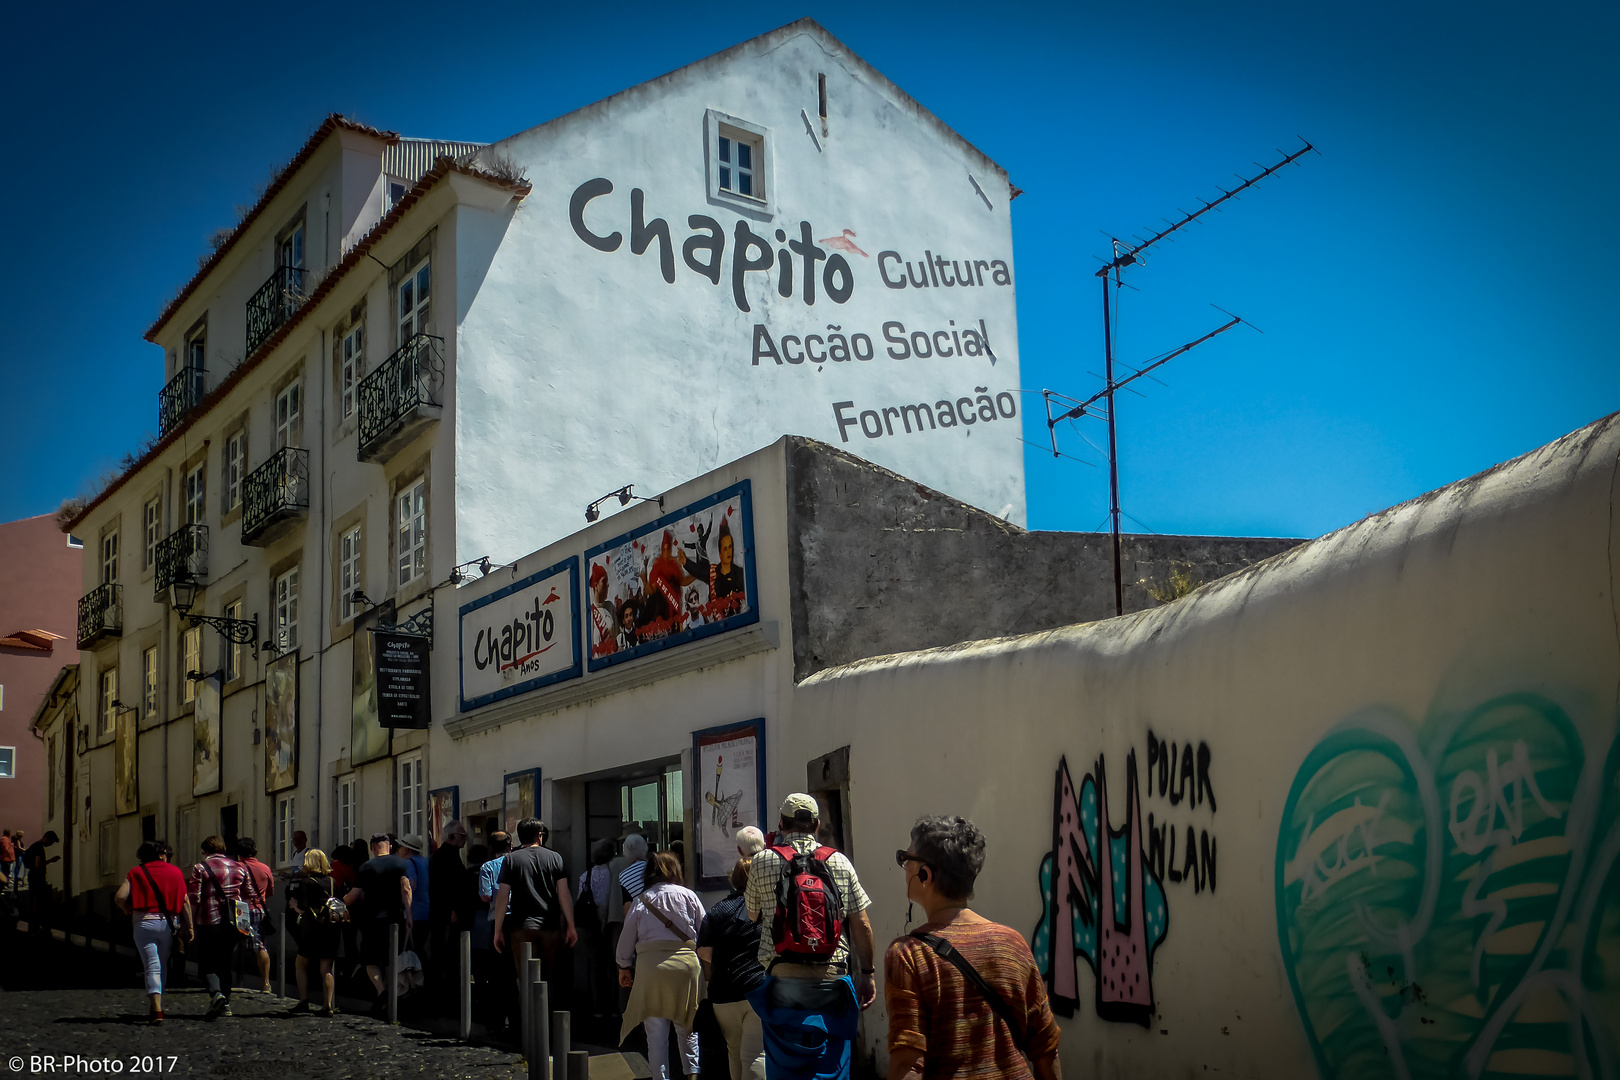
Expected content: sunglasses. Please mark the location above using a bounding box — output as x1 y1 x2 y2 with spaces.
895 849 929 870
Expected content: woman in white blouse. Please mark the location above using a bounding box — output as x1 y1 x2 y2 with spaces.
617 851 707 1080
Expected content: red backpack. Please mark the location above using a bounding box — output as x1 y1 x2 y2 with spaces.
769 843 846 961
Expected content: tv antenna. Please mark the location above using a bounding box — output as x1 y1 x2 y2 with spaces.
1043 138 1316 617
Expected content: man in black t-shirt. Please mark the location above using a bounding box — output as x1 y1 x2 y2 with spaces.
24 832 60 930
493 818 577 1007
343 832 413 1013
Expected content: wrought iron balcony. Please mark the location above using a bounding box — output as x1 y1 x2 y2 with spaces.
245 264 306 356
76 582 123 650
358 334 445 463
158 365 206 438
241 447 309 546
154 524 209 601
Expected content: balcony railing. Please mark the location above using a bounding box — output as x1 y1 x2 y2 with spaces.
358 334 445 463
241 447 309 546
245 264 306 356
158 365 206 438
154 524 209 601
76 582 123 650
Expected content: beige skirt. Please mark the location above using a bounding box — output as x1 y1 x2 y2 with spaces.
620 937 702 1042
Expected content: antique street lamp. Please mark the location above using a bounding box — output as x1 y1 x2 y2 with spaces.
169 573 259 656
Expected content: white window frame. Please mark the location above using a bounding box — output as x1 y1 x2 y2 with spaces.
181 626 201 704
336 775 359 846
224 430 246 512
340 324 364 420
275 567 300 652
185 328 206 376
143 497 161 570
99 819 118 878
705 110 772 214
396 480 426 589
142 646 159 722
0 746 15 779
339 525 363 623
275 380 303 450
398 752 425 840
183 464 206 526
398 260 431 344
223 601 245 681
99 668 118 736
275 795 295 866
100 530 118 585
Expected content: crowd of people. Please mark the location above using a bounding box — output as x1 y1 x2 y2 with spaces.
48 792 1062 1079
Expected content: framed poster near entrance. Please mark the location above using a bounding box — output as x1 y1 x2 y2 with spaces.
429 786 460 846
504 769 542 835
692 718 766 891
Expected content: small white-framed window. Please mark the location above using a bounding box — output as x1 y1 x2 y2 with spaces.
185 328 206 374
183 464 206 526
223 600 245 681
706 111 770 212
99 819 118 878
340 324 364 420
336 775 359 846
396 480 426 588
0 746 15 779
144 498 161 569
67 535 83 549
224 430 246 512
275 795 296 866
142 647 159 722
398 261 431 343
100 531 119 585
339 526 363 623
181 626 201 704
398 752 425 840
275 380 303 450
99 668 118 736
275 567 300 652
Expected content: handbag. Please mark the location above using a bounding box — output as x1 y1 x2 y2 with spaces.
575 870 602 935
244 865 276 936
203 861 252 938
908 931 1033 1063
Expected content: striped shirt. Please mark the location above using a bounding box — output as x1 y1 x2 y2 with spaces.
884 916 1061 1078
188 855 250 927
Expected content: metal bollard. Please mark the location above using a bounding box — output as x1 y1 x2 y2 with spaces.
277 910 287 998
551 1009 570 1080
387 923 399 1024
566 1050 589 1080
519 940 534 1055
458 930 473 1041
527 960 549 1079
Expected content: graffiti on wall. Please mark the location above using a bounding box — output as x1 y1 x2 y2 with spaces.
1276 692 1620 1079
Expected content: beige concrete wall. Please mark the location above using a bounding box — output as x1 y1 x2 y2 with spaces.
795 414 1620 1079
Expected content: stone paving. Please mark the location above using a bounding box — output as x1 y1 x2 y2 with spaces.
4 986 528 1079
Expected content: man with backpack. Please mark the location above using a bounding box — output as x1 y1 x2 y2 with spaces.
743 794 875 1079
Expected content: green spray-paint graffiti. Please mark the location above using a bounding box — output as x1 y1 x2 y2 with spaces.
1033 753 1169 1026
1275 692 1620 1079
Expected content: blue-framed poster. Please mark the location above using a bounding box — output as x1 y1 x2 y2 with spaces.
585 480 759 672
459 556 581 712
693 717 767 890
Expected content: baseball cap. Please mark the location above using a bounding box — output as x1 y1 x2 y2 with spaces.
780 793 819 821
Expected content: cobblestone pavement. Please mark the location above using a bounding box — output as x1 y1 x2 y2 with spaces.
5 987 527 1079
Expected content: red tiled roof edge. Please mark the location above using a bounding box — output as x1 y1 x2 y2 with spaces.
145 114 402 343
69 157 531 533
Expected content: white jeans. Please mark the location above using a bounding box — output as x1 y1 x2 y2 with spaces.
711 999 766 1079
132 914 172 996
643 1015 699 1079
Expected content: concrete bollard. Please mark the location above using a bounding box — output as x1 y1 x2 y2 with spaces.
277 911 286 998
520 940 534 1053
458 930 473 1041
527 960 549 1080
551 1009 570 1080
566 1050 589 1080
387 923 399 1024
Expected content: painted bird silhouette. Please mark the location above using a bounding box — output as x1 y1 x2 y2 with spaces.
819 229 869 257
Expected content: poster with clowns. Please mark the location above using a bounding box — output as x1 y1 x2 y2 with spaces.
584 480 758 671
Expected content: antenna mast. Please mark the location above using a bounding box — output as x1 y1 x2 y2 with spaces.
1049 140 1315 617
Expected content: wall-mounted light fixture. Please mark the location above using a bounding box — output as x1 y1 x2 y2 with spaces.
170 574 259 656
585 485 664 523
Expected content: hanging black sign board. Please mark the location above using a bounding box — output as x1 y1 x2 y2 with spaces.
375 631 431 729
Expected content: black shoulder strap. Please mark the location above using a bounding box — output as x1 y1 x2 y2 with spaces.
909 931 1032 1062
139 863 172 921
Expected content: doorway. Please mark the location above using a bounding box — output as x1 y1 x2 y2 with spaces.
583 760 684 857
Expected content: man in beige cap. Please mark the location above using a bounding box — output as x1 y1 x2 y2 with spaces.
744 793 875 1075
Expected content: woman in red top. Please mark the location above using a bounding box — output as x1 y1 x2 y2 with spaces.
114 840 194 1023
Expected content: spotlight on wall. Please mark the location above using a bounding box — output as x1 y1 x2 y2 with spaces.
585 485 664 523
447 556 498 586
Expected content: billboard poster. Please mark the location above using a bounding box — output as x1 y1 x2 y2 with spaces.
351 602 394 765
192 674 222 797
586 481 758 671
376 631 431 729
459 557 581 711
265 651 299 793
429 787 459 846
692 718 767 890
504 769 541 835
114 707 137 816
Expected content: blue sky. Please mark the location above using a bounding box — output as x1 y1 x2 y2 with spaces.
2 1 1613 539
